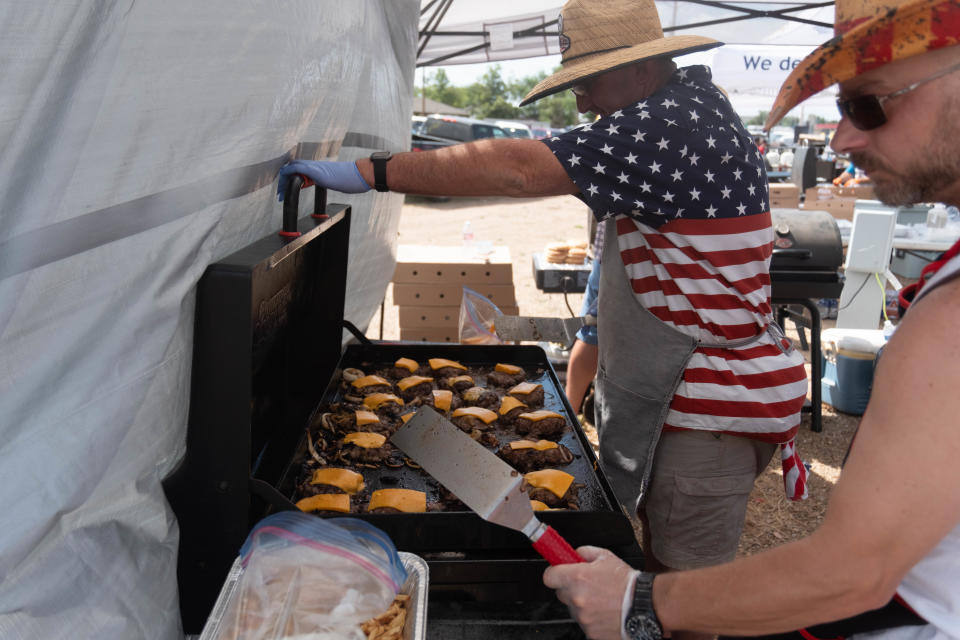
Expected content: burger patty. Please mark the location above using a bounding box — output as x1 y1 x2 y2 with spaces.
486 370 526 388
498 443 574 472
460 386 500 410
514 414 566 438
451 414 496 433
527 483 579 509
431 365 467 378
338 442 394 465
440 376 475 393
509 386 544 407
398 380 435 402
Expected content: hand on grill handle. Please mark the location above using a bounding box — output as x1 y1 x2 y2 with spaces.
276 160 371 201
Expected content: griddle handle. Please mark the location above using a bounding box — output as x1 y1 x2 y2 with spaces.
249 478 298 513
772 248 812 260
280 175 329 238
532 525 585 565
343 320 374 346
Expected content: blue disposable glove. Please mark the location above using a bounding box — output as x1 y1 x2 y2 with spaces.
276 160 371 201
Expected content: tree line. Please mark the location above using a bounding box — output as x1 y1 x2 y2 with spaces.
417 65 580 127
417 64 830 129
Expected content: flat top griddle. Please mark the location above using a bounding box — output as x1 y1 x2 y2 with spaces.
277 342 635 552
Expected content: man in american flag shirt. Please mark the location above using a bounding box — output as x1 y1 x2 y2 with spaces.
276 0 808 613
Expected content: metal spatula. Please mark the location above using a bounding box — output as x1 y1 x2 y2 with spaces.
494 315 587 344
390 406 583 565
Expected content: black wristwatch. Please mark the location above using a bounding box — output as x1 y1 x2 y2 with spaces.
370 151 393 192
624 572 663 640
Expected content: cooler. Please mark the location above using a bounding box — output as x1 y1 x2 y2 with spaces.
820 328 887 415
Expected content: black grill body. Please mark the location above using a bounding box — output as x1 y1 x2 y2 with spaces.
769 209 845 432
164 205 642 638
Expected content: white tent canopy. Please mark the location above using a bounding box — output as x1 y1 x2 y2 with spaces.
416 0 838 117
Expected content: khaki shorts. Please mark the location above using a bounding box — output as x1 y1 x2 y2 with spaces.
641 430 777 570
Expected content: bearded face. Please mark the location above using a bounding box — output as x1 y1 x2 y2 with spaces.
848 78 960 206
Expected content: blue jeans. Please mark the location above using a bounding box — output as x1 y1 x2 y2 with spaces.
576 258 600 345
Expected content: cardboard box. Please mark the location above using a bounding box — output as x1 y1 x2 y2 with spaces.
803 185 857 221
802 197 856 221
399 327 464 343
836 184 875 200
398 305 518 328
393 282 517 308
393 245 513 285
769 183 800 208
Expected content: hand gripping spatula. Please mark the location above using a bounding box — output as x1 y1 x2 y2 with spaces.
390 406 583 565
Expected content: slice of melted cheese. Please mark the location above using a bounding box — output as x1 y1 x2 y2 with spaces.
530 499 551 512
309 468 365 494
432 389 453 411
446 374 474 386
363 393 404 410
396 375 434 391
428 358 466 371
368 488 426 513
498 396 527 415
509 381 542 396
351 374 390 389
296 493 351 514
451 406 498 424
354 410 380 426
525 469 574 498
400 413 415 424
495 363 523 375
517 410 563 422
394 357 419 372
509 439 559 451
343 432 387 448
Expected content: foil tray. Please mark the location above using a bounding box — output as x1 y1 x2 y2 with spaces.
198 551 429 640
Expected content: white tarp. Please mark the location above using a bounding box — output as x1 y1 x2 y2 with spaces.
418 1 834 65
0 2 418 638
417 1 838 115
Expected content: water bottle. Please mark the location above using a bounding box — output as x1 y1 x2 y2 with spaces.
883 320 896 341
926 203 948 229
462 220 474 254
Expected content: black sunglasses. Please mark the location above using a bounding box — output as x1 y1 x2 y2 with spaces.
836 60 960 131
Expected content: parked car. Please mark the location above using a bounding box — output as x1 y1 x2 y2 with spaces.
411 115 427 135
495 120 533 139
531 126 559 139
411 114 508 151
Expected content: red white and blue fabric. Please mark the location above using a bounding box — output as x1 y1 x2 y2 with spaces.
545 65 808 500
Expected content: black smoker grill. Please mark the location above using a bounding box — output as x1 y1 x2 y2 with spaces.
163 188 643 638
769 209 844 433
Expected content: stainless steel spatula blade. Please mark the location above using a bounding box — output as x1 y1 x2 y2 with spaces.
494 315 583 344
390 406 584 565
390 406 534 534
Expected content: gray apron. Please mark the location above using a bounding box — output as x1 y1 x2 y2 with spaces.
595 217 782 513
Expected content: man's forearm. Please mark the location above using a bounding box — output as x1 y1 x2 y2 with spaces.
652 530 892 636
356 138 579 197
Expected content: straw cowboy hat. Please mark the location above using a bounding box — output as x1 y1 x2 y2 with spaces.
765 0 960 129
519 0 722 106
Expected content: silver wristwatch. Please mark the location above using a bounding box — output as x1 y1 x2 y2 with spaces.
624 572 663 640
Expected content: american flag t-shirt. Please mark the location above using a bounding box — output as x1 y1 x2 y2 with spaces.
545 66 808 496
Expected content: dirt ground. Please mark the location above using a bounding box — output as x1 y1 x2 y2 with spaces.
367 194 860 556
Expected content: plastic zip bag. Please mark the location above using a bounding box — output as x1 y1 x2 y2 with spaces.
458 287 505 345
208 512 407 639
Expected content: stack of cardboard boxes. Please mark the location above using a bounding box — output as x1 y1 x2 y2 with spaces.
801 184 875 221
391 244 519 342
768 183 800 208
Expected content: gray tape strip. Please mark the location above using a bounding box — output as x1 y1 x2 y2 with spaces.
0 133 393 280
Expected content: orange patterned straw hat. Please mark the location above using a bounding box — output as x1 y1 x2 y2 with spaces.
519 0 722 106
765 0 960 129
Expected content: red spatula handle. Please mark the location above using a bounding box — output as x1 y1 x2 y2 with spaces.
531 524 585 565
